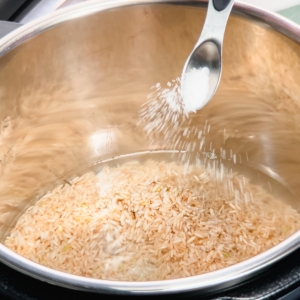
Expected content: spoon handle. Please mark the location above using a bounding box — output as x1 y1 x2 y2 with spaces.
194 0 234 49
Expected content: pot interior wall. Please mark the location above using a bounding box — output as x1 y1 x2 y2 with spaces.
0 3 300 240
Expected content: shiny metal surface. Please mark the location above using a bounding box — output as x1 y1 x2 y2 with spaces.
18 0 88 24
17 0 65 24
0 0 299 295
182 0 234 110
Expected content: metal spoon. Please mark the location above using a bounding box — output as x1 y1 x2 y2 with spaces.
181 0 234 111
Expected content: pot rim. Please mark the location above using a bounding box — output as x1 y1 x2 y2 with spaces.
0 0 299 295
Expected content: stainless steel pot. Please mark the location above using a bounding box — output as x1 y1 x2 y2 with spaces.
0 0 300 295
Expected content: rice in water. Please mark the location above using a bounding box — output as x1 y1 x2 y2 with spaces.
5 157 300 280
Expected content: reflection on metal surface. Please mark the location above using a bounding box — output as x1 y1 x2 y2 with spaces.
90 130 118 156
0 0 299 295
